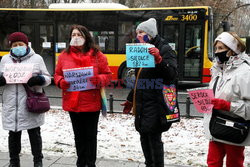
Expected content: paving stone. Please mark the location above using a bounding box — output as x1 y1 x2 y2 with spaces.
0 151 191 167
97 159 140 167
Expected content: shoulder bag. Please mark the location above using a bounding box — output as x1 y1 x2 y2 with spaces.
23 84 50 113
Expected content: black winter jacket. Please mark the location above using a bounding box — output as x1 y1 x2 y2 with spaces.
127 35 178 134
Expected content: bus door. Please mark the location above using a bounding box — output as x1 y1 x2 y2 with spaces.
162 23 203 83
183 24 203 82
20 23 55 75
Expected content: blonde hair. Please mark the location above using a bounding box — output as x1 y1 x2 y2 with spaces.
228 32 246 53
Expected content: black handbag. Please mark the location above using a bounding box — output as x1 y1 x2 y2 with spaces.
209 109 250 144
209 76 250 144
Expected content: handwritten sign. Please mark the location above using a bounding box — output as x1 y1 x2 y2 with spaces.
187 87 214 113
3 63 34 84
126 43 155 68
63 66 95 92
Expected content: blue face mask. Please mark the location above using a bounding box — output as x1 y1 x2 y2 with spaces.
135 34 150 43
11 46 27 57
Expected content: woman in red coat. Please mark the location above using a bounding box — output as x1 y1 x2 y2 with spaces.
54 25 112 167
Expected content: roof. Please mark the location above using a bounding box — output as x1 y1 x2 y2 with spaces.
49 3 129 9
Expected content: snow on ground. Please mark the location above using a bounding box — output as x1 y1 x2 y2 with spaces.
0 110 250 167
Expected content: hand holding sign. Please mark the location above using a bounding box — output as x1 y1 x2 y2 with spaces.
187 87 214 113
148 47 162 64
211 98 231 111
59 79 70 90
89 75 102 87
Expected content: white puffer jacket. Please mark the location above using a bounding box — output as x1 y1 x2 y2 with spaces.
0 48 51 132
204 52 250 146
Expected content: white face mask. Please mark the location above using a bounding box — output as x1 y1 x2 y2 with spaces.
70 37 85 46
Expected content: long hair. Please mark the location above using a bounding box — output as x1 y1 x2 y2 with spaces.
65 24 100 54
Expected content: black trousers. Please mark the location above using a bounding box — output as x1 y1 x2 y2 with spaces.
69 111 100 167
140 132 164 167
8 127 43 165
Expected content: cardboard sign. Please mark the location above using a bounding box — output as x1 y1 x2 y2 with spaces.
126 43 155 68
187 87 214 113
3 63 34 84
63 66 95 92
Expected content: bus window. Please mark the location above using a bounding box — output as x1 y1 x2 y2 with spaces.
184 24 202 78
21 24 35 48
0 11 18 51
57 24 71 53
95 31 115 53
118 21 136 53
162 24 179 54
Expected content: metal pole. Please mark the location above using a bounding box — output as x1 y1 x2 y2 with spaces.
186 96 191 118
109 93 114 113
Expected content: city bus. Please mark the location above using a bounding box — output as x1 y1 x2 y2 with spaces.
0 4 214 85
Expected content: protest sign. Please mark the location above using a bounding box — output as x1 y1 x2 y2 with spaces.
3 63 34 84
126 43 155 68
63 66 95 92
187 87 214 113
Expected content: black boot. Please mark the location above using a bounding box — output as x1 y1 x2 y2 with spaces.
34 161 43 167
8 162 20 167
28 127 43 167
8 131 21 167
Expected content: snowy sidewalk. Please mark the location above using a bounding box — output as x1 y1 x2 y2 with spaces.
0 151 191 167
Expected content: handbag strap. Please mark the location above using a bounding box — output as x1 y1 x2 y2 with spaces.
213 76 219 95
23 84 33 96
23 84 45 95
212 76 220 115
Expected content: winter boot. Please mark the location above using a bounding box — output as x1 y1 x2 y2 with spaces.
8 131 21 167
34 161 43 167
8 162 20 167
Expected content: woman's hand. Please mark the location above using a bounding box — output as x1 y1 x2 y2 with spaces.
148 47 162 64
59 79 70 90
27 75 45 87
120 100 133 114
211 98 231 111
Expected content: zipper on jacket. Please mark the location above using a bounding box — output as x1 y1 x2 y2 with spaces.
15 84 18 132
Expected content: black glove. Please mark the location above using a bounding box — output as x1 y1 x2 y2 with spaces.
0 76 6 86
27 75 45 87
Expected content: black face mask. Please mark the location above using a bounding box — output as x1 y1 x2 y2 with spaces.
215 50 229 64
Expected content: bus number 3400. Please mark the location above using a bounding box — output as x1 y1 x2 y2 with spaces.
181 14 198 21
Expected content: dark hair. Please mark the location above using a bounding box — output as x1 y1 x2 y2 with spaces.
65 24 100 54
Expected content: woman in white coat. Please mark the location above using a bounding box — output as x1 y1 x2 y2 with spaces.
0 32 51 167
204 32 250 167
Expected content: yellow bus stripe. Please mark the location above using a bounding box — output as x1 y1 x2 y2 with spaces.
0 52 9 56
105 54 126 66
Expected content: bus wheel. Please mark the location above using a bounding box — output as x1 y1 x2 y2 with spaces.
118 62 135 87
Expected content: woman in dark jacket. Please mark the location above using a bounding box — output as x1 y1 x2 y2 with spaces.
121 18 179 167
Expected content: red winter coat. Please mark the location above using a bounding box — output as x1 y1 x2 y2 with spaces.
54 47 112 112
